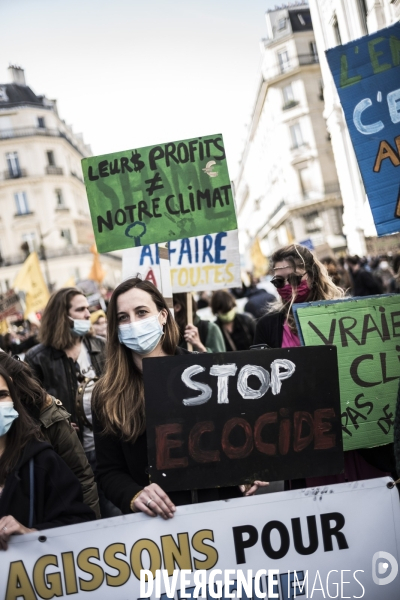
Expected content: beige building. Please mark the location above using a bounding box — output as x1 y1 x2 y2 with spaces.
235 4 346 261
0 65 121 292
308 0 400 255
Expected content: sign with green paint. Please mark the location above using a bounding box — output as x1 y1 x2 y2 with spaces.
81 134 237 253
293 295 400 451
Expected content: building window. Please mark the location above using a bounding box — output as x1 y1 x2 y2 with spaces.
37 116 45 129
278 49 290 73
283 84 298 109
310 41 319 62
303 211 322 234
298 14 306 26
332 15 342 45
61 229 72 245
6 152 21 177
277 18 286 31
47 150 55 166
290 123 304 149
357 0 368 35
14 191 30 215
55 189 65 207
21 232 36 253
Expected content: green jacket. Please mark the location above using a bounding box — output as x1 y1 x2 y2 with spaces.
40 397 101 519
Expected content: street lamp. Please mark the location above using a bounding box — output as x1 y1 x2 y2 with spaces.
38 224 52 291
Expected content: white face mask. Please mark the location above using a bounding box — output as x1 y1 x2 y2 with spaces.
0 401 19 437
118 312 163 355
70 318 91 336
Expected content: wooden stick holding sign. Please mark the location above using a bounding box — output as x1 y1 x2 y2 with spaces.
186 292 193 352
157 243 173 313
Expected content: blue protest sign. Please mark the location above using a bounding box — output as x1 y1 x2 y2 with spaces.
326 23 400 236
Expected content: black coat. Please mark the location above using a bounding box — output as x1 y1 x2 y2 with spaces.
93 348 241 514
215 313 256 351
244 288 276 319
25 335 106 424
0 439 95 530
253 312 285 348
350 269 383 296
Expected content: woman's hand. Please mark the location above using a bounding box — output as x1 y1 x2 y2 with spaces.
0 516 36 550
240 481 269 496
133 484 176 519
184 324 206 352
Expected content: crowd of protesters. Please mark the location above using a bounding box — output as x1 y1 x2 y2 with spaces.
0 246 399 548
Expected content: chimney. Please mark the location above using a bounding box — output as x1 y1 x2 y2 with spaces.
8 65 26 86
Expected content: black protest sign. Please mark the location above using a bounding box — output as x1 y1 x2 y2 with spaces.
143 346 343 491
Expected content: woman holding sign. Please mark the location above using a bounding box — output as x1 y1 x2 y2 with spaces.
254 244 395 485
92 278 263 519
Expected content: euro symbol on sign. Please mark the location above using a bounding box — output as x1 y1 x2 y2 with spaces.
202 161 218 178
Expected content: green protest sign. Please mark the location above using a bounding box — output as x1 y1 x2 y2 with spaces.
293 295 399 451
82 134 237 253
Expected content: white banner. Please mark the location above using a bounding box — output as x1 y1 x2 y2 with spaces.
122 230 241 293
1 478 399 599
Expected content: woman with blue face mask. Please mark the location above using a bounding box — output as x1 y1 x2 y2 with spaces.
92 278 244 519
0 366 95 550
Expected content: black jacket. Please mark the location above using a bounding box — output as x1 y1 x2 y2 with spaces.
253 311 285 348
93 348 241 513
215 313 256 351
25 335 106 424
350 269 383 296
244 288 276 319
0 439 95 530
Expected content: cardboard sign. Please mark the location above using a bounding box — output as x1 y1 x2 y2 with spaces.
326 23 400 236
293 295 400 451
122 230 241 293
0 289 22 321
82 134 237 253
143 346 343 491
2 478 399 600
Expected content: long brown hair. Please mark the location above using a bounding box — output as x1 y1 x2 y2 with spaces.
0 366 42 485
0 353 48 421
270 244 344 329
39 287 85 350
93 278 179 442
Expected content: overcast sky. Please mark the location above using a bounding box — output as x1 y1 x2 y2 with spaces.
1 0 293 179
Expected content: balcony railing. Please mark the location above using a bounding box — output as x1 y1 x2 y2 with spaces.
1 245 93 267
263 54 320 82
3 168 27 179
46 165 64 175
282 100 299 111
0 127 86 157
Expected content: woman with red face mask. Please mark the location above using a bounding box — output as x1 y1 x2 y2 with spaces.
254 244 343 349
254 244 396 486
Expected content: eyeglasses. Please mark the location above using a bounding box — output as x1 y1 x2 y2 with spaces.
271 273 304 289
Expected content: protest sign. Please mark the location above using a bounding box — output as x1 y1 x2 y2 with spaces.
2 477 399 600
82 134 238 253
293 295 399 451
326 23 400 236
122 230 241 293
143 346 343 491
0 289 22 321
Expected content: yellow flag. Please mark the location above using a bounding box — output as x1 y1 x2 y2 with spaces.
88 246 105 283
0 320 8 335
13 252 50 317
250 238 269 278
63 276 76 288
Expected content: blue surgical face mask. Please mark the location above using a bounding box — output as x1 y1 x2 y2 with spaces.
0 401 19 437
118 312 163 355
70 318 91 337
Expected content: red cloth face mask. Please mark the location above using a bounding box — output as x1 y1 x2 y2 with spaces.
277 278 310 303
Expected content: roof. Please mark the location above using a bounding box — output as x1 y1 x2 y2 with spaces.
0 83 47 109
288 9 313 32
